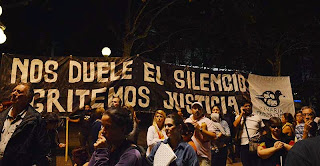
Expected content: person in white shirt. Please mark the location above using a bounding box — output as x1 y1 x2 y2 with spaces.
233 101 264 166
185 102 216 166
146 110 167 156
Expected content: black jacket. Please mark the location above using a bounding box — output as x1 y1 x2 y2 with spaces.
0 105 50 166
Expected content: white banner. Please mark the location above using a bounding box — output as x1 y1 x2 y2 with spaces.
248 74 295 119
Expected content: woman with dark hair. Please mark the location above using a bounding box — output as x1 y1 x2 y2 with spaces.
87 107 142 166
42 112 66 166
281 113 295 139
257 117 294 166
148 113 198 166
210 106 231 166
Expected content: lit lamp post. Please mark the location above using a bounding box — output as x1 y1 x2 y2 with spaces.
0 5 6 44
102 47 111 57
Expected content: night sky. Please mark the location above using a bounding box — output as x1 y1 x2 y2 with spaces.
0 0 320 107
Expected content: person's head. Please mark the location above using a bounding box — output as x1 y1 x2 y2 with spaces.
153 110 166 129
281 113 294 124
84 104 91 111
301 106 316 122
191 102 203 120
101 107 133 144
226 106 235 116
111 96 122 108
165 113 184 140
0 103 3 112
72 147 89 166
94 107 105 120
182 122 195 142
211 106 223 121
241 101 253 115
268 117 282 138
295 110 304 124
42 112 60 130
177 108 183 118
10 83 34 107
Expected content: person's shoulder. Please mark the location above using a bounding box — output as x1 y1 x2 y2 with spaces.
26 105 42 119
185 116 192 123
125 147 142 157
200 116 211 123
148 125 156 131
298 136 320 146
286 136 320 166
291 136 320 155
251 113 261 119
221 120 228 125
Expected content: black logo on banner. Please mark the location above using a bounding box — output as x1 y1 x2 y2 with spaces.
256 90 283 107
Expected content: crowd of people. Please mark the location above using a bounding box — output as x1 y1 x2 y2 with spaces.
0 83 320 166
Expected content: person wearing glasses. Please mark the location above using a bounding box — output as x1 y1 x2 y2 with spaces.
257 117 294 166
301 106 319 140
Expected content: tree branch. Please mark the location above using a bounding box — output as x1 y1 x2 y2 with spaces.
129 0 151 35
138 27 197 55
134 0 180 41
125 0 133 33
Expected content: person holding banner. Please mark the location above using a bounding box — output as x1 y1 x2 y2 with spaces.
185 102 216 166
257 117 294 166
146 110 167 156
0 83 50 166
68 104 95 149
233 101 264 166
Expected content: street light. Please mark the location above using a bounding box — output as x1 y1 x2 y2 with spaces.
102 47 111 56
0 28 6 44
0 5 6 44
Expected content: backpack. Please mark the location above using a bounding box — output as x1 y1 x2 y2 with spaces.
125 145 152 166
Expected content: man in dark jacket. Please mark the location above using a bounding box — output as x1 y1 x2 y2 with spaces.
0 83 50 166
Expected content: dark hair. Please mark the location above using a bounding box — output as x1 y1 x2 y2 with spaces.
266 117 282 135
226 106 235 115
112 96 122 106
240 100 252 107
167 113 184 127
104 107 133 135
212 105 224 119
182 122 195 135
84 104 92 109
269 117 282 125
295 110 302 118
42 112 59 123
283 113 294 123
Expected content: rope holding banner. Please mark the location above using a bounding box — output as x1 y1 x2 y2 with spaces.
65 118 69 162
